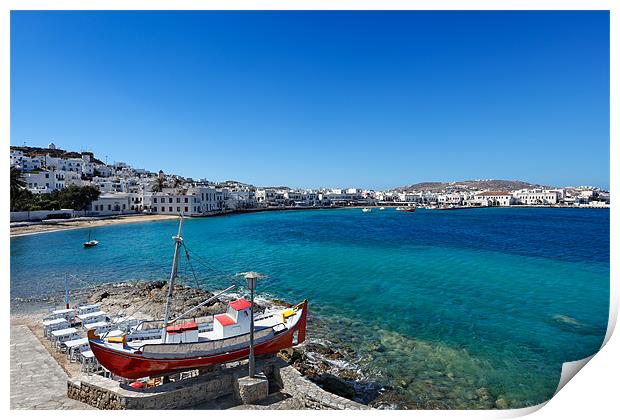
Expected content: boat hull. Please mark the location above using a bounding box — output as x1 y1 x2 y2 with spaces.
89 300 307 379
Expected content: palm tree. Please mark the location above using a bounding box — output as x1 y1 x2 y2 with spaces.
171 177 186 194
152 177 166 192
10 167 26 197
10 167 30 211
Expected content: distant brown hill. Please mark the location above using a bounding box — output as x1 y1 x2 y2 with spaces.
394 179 552 193
11 146 105 165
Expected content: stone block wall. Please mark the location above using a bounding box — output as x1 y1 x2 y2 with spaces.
67 370 234 410
67 357 369 410
278 365 368 409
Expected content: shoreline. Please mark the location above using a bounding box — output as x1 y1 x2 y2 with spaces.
9 207 345 237
10 204 608 237
9 214 180 237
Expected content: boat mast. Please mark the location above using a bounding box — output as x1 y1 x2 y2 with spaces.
65 274 70 309
161 214 185 340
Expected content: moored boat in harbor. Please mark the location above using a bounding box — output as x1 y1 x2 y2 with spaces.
83 231 99 248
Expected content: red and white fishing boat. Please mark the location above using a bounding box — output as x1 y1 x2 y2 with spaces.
88 216 308 379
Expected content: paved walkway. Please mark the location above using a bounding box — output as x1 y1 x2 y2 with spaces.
10 324 91 410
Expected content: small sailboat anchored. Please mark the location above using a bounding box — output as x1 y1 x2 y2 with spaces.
88 215 308 379
83 231 99 248
362 208 372 213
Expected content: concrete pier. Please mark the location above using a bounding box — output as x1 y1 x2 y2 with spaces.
10 325 91 409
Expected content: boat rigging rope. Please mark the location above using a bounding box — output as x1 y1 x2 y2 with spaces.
181 244 239 286
182 245 201 290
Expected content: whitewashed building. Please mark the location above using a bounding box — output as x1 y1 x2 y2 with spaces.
10 150 24 166
90 193 134 215
514 190 560 205
94 164 114 178
14 155 44 172
22 170 65 193
437 193 464 206
256 189 287 206
471 191 513 207
147 192 202 215
226 190 257 209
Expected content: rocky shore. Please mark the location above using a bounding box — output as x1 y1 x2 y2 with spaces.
12 280 525 410
11 281 393 408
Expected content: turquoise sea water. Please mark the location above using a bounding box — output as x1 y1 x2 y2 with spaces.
10 208 609 408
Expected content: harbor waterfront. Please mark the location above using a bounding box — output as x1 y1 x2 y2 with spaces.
10 207 609 409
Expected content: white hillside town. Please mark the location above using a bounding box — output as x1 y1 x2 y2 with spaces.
10 144 610 221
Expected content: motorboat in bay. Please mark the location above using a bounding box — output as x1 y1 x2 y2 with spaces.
88 216 308 379
362 208 372 213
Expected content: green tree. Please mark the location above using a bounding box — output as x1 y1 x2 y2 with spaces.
11 182 101 212
10 167 26 196
56 185 101 210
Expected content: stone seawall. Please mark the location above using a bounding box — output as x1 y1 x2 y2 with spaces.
67 357 368 410
68 370 234 410
277 364 367 410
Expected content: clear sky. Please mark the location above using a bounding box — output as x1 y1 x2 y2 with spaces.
10 11 610 190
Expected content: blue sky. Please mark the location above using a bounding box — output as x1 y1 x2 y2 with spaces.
10 11 609 189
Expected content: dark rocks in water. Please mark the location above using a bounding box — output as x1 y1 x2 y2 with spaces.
305 342 346 360
369 343 386 353
278 348 303 364
423 399 452 410
315 373 356 400
495 397 510 409
350 381 384 405
369 389 420 410
278 342 387 406
304 341 357 363
550 314 607 336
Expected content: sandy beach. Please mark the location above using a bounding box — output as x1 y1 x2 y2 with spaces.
10 214 179 237
9 207 345 237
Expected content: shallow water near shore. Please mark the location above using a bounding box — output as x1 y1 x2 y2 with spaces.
10 207 609 408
